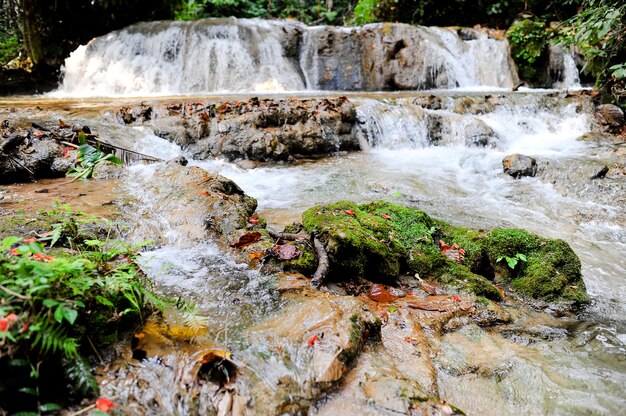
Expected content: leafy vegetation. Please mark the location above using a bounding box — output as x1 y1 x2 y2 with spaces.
506 19 550 83
497 252 527 269
66 140 122 180
0 206 174 413
560 0 626 107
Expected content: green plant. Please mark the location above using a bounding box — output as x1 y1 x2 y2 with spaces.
0 224 170 412
66 139 121 180
497 253 527 269
559 0 625 106
0 34 19 65
507 20 548 65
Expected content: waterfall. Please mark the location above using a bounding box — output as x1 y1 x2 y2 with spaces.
57 18 306 97
54 19 519 97
549 44 582 90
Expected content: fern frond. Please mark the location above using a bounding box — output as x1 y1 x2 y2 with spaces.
63 356 99 397
32 320 78 358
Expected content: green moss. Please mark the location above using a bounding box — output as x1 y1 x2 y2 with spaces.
302 200 404 279
440 264 503 301
483 228 587 303
282 249 317 275
300 200 587 305
509 239 587 302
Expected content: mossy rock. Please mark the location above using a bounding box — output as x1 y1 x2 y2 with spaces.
300 200 587 305
302 200 406 281
482 228 587 303
301 200 502 300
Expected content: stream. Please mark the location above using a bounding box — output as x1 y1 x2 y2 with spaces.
1 17 625 416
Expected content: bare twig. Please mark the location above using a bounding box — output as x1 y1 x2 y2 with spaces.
311 236 329 288
267 228 307 241
0 284 32 300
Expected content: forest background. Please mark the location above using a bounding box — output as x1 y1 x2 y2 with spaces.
0 0 624 107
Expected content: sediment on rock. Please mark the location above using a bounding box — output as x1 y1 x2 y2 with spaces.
114 96 359 162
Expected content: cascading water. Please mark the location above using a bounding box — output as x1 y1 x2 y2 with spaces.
54 19 520 97
109 92 625 414
57 18 306 97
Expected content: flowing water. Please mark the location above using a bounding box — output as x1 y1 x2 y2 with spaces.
2 18 625 415
112 91 625 414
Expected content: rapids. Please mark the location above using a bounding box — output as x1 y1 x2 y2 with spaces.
1 17 624 416
109 91 624 414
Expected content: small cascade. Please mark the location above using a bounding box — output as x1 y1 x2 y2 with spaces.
356 94 592 152
356 100 430 149
549 44 582 89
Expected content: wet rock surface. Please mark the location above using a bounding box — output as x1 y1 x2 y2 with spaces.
118 162 258 246
115 97 359 162
502 154 537 178
0 122 73 183
596 103 625 133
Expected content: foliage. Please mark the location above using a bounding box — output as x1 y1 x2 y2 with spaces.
350 0 581 27
0 208 173 413
66 140 122 180
496 252 527 269
0 34 19 65
175 0 356 25
507 20 548 65
560 0 626 106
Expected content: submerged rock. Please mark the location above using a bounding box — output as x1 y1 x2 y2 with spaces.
502 154 537 178
119 162 258 246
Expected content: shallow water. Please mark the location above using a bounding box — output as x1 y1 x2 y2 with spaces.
2 91 625 414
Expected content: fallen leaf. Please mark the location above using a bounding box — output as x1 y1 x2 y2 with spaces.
58 119 69 128
249 251 265 260
249 218 259 225
450 295 462 303
230 232 262 249
368 283 398 302
199 190 211 197
95 397 115 413
381 213 392 220
308 334 319 347
271 244 302 260
345 209 355 216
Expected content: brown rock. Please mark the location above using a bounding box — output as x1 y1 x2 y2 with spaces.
502 154 537 178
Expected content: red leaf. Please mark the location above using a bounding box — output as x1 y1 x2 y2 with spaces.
271 244 302 260
230 232 262 249
0 319 7 332
368 283 398 302
450 295 462 303
23 238 37 243
96 397 115 413
381 213 392 220
345 210 355 216
308 334 319 347
20 323 29 333
249 218 259 225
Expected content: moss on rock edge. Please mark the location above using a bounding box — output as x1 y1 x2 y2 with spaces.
299 200 588 304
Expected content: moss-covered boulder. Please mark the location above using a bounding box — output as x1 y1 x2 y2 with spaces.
298 200 588 305
483 229 587 303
